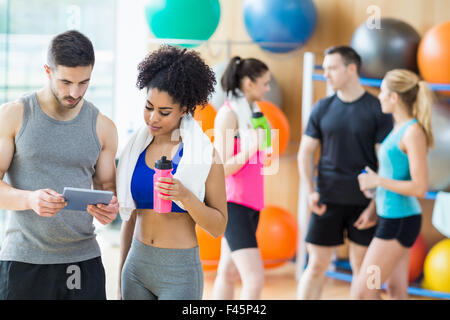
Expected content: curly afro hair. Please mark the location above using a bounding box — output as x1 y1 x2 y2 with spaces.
136 45 216 115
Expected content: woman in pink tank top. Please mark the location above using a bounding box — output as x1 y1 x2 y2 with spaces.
212 56 271 300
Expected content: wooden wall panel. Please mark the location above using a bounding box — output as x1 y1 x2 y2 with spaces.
196 0 450 144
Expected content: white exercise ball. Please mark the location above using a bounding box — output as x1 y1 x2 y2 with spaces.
428 100 450 191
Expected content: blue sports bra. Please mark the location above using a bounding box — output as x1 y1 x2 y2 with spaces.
131 143 187 213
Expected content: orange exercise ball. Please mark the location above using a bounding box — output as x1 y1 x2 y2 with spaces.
256 205 298 269
408 234 427 282
256 100 290 156
417 21 450 94
195 225 222 271
194 103 217 142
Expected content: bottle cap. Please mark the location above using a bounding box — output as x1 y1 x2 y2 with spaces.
155 156 173 170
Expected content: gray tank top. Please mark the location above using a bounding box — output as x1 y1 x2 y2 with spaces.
0 92 102 264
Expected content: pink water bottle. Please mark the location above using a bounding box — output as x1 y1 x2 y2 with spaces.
154 156 173 213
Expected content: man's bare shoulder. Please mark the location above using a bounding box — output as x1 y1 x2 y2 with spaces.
97 112 117 131
0 100 24 136
0 100 24 116
96 112 118 148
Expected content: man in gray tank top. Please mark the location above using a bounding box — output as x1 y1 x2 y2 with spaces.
0 30 119 299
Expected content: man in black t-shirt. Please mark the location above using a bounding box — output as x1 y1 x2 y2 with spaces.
297 46 393 299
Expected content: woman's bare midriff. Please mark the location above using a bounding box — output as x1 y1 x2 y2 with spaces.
134 209 198 249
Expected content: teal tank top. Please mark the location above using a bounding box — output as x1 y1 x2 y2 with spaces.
376 118 422 218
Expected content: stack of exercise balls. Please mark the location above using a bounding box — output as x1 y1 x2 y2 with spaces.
348 19 450 294
350 18 450 88
351 18 450 190
144 0 221 47
418 21 450 190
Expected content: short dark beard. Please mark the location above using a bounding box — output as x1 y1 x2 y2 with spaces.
49 84 80 110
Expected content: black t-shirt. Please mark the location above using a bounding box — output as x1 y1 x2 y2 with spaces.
305 92 393 206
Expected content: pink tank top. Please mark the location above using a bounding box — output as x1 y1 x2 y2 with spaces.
224 103 265 211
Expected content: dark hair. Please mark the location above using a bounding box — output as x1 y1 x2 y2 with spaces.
221 57 269 97
136 45 216 115
47 30 95 68
324 45 361 73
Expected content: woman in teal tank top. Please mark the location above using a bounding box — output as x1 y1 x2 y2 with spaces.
352 69 435 300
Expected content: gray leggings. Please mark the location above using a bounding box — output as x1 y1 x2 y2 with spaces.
121 237 203 300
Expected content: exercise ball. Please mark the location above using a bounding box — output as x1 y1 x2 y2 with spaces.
194 103 216 142
350 18 420 79
145 0 220 47
256 101 290 156
427 99 450 190
210 60 283 110
195 225 222 271
423 239 450 293
418 21 450 90
409 234 427 282
256 205 298 269
243 0 317 53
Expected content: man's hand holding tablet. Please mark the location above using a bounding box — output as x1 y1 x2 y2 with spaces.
62 187 119 225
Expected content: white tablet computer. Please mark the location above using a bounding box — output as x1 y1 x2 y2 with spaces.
62 187 114 212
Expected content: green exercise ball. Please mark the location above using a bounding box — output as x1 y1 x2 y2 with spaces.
145 0 221 47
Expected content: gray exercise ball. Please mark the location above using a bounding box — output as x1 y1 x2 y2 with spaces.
428 100 450 191
210 60 283 110
350 18 421 79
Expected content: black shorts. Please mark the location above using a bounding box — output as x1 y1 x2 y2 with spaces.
375 214 422 248
224 202 260 252
305 202 376 247
0 256 106 300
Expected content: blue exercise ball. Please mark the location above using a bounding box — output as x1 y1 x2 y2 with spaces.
145 0 221 48
243 0 318 53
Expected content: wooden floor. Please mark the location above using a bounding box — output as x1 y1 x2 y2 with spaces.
98 231 430 300
202 263 351 300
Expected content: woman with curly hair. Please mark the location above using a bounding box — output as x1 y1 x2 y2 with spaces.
116 45 227 300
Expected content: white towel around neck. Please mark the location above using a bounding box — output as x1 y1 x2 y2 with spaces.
116 113 213 221
226 90 260 149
